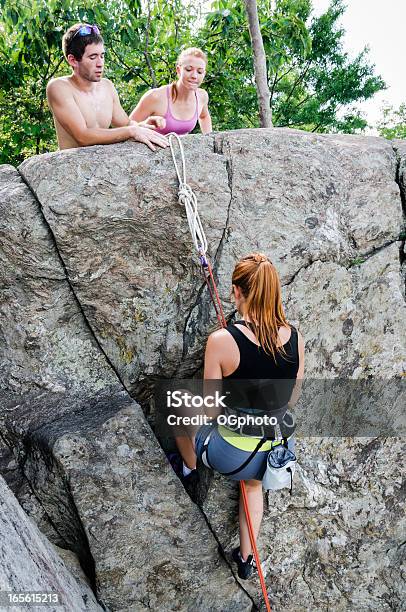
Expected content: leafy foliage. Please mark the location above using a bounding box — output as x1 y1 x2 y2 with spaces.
377 103 406 140
0 0 385 166
199 0 384 133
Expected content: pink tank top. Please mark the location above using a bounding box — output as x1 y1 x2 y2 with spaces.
155 85 199 136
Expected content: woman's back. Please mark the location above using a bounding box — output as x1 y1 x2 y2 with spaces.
224 321 299 380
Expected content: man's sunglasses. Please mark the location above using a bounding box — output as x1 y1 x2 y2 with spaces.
71 24 101 40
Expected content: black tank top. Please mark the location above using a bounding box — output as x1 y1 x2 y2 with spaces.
222 321 299 436
224 321 299 380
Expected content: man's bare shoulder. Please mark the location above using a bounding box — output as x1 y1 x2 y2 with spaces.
101 77 116 90
48 77 113 92
47 76 73 94
98 78 120 99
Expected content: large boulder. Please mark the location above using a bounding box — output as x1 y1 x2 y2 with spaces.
0 164 252 610
0 128 404 610
0 474 102 611
18 130 404 387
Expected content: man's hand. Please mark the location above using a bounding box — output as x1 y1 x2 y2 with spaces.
128 124 168 151
139 115 166 131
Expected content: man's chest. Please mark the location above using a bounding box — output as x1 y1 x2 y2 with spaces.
73 91 113 128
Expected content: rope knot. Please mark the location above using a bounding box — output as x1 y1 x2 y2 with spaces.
168 133 208 257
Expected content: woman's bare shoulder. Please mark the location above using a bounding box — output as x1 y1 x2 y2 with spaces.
197 88 209 102
207 328 237 351
142 85 167 100
208 328 230 343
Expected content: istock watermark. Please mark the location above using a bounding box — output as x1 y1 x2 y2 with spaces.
166 390 229 409
154 378 406 439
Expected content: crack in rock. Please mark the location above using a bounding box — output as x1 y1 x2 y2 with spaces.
16 167 128 395
213 134 234 266
392 142 406 300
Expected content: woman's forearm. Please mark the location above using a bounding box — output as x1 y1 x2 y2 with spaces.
199 113 213 134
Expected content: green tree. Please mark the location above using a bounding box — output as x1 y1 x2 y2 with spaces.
198 0 384 133
377 103 406 140
196 0 311 130
0 0 68 164
273 0 385 132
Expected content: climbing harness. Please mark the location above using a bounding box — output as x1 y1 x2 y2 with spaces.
168 133 272 612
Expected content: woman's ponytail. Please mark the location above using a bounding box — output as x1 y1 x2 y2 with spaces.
232 253 289 359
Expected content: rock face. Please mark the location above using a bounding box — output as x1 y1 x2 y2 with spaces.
0 164 252 611
18 130 404 385
20 141 231 388
0 164 119 395
0 129 405 611
202 436 405 612
286 243 406 377
0 475 102 611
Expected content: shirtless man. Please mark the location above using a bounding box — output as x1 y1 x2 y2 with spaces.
47 23 167 151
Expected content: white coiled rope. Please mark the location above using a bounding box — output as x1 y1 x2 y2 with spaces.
168 133 208 258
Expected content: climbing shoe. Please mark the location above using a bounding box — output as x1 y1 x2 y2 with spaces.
182 469 200 503
166 454 204 504
232 547 256 580
167 452 184 478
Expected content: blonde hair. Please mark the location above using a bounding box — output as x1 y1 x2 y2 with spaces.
177 47 208 67
171 47 207 102
232 253 290 359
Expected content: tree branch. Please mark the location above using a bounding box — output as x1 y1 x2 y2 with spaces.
311 122 324 132
284 59 312 106
109 47 151 88
275 93 315 125
243 0 272 127
271 64 296 87
143 0 157 88
269 69 279 105
291 93 313 110
48 56 64 80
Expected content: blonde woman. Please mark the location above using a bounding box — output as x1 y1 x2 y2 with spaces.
129 47 212 135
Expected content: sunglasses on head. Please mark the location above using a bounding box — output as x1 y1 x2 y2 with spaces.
71 24 100 40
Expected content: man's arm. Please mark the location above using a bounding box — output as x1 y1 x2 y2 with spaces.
110 82 132 128
47 80 167 150
47 80 133 146
198 91 212 135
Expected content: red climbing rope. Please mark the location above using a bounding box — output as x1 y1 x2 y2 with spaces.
169 133 272 612
240 479 272 612
200 254 227 329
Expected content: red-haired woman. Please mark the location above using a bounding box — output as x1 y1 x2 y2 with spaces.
129 47 212 135
180 253 304 579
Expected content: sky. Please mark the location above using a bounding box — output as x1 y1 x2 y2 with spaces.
311 0 406 128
